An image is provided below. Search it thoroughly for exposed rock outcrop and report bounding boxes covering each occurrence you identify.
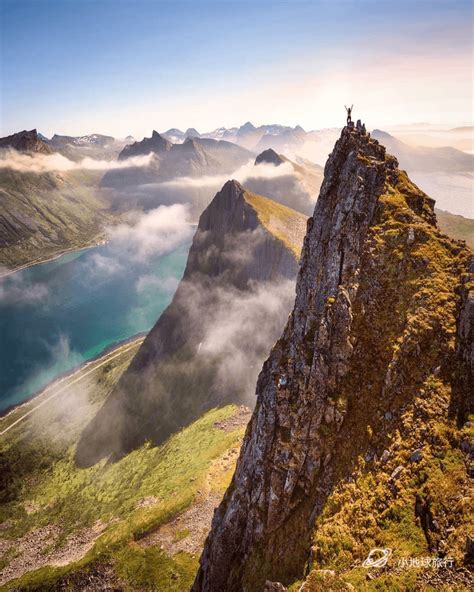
[0,129,52,154]
[193,126,473,591]
[118,130,172,160]
[255,149,285,167]
[75,181,307,467]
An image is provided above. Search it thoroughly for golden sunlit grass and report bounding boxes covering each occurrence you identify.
[243,190,307,259]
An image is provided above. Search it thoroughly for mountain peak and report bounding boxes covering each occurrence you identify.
[222,178,244,192]
[164,127,184,135]
[239,121,257,133]
[118,130,172,160]
[185,127,201,138]
[75,180,304,466]
[0,129,53,154]
[193,125,471,590]
[255,148,284,166]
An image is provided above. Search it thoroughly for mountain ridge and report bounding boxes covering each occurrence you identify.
[75,180,307,466]
[0,129,52,154]
[193,125,473,590]
[372,128,473,173]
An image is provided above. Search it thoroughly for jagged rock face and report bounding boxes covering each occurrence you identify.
[118,130,172,160]
[0,129,52,154]
[75,181,306,467]
[193,127,473,591]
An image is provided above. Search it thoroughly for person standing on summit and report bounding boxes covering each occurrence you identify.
[345,104,353,124]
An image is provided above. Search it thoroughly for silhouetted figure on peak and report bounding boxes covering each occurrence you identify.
[345,104,353,125]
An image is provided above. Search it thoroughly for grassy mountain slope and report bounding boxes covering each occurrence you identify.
[435,209,474,249]
[0,167,110,270]
[0,340,248,590]
[243,190,308,258]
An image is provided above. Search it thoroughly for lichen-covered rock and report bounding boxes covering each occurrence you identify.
[193,126,473,591]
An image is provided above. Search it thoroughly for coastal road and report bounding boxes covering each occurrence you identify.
[0,337,144,437]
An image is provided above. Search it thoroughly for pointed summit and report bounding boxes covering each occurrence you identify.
[118,130,172,160]
[0,129,53,154]
[75,181,306,467]
[255,148,285,166]
[185,127,201,138]
[194,125,472,590]
[239,121,257,134]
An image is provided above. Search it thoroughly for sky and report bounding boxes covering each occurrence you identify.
[1,0,473,138]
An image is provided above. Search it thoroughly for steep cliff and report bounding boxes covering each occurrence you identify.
[75,181,307,467]
[194,126,473,591]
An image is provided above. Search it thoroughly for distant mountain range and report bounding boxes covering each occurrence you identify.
[0,130,112,268]
[101,131,253,188]
[161,121,309,153]
[47,133,132,161]
[372,129,473,173]
[0,124,472,269]
[7,124,471,175]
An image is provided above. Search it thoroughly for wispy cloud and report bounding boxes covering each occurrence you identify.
[160,160,296,189]
[135,274,180,295]
[107,203,194,262]
[0,150,154,173]
[0,267,49,304]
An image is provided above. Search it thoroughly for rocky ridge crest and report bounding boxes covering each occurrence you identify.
[193,125,473,591]
[0,129,53,154]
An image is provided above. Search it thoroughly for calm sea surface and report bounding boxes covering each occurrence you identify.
[0,240,190,412]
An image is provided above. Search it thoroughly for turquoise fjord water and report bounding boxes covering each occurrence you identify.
[0,241,190,413]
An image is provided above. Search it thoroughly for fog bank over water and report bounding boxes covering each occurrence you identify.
[0,238,190,412]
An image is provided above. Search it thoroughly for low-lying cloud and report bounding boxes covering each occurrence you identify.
[116,159,316,218]
[0,149,153,173]
[196,278,295,398]
[160,159,296,189]
[107,203,194,262]
[0,267,49,304]
[135,274,180,295]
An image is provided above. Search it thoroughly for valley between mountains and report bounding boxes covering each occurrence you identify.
[0,122,472,592]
